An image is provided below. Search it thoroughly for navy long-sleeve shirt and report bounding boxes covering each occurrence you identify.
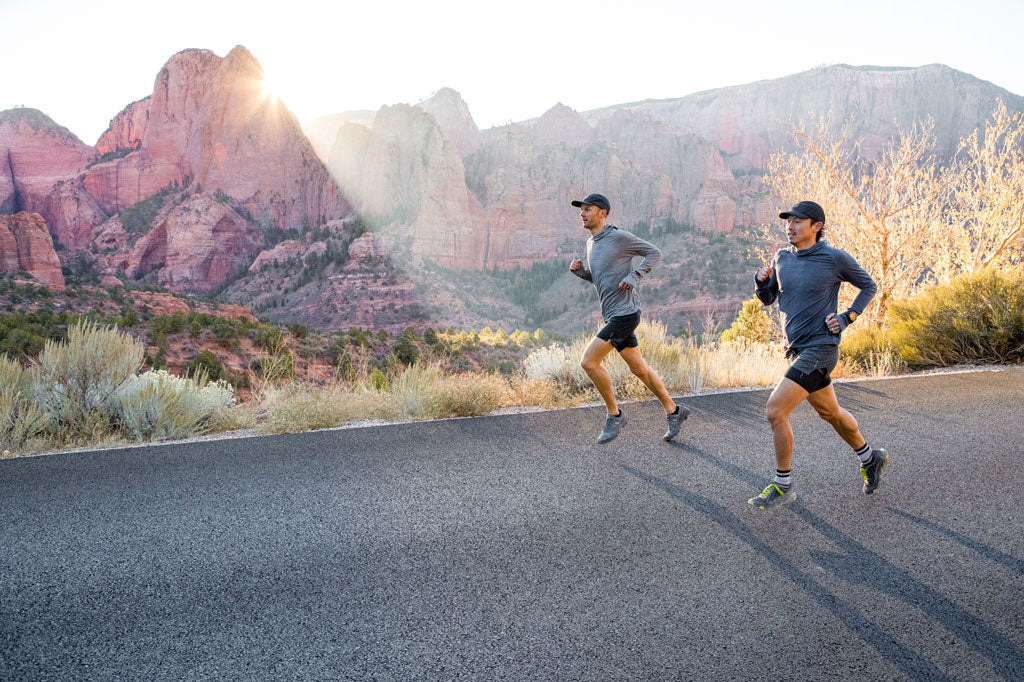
[755,240,876,350]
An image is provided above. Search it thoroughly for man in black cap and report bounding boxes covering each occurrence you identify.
[748,200,888,509]
[568,193,689,444]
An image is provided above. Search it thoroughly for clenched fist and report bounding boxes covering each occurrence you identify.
[756,265,774,283]
[570,259,583,272]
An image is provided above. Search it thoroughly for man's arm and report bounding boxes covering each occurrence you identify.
[833,249,877,330]
[619,232,662,288]
[569,259,592,281]
[754,257,779,306]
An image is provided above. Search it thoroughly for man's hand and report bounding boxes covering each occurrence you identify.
[756,265,774,283]
[570,259,583,272]
[825,312,843,334]
[618,280,633,292]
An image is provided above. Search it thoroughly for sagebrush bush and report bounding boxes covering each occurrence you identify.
[0,355,47,453]
[390,364,443,419]
[115,370,235,441]
[888,270,1024,366]
[34,321,144,436]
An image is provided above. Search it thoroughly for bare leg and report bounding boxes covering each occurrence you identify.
[806,385,867,449]
[618,346,677,413]
[765,378,810,471]
[580,337,618,415]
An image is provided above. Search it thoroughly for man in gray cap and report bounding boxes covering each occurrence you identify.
[749,200,888,509]
[569,193,689,444]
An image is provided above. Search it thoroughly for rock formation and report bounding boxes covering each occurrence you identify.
[0,109,104,249]
[0,212,64,289]
[86,46,351,232]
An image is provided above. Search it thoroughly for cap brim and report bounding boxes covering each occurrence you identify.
[779,210,812,220]
[571,200,584,207]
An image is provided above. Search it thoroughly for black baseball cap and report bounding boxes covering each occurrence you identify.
[780,200,825,224]
[571,193,611,215]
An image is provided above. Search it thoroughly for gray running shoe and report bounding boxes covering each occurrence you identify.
[748,483,797,509]
[597,411,627,444]
[663,405,691,441]
[861,448,890,494]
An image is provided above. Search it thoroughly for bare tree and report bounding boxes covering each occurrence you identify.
[931,100,1024,282]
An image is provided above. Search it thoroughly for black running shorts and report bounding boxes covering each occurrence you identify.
[784,344,839,394]
[597,311,641,352]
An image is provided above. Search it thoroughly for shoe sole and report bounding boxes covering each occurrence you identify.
[748,491,797,509]
[662,406,691,442]
[864,449,890,495]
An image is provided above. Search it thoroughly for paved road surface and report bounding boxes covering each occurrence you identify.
[2,369,1023,681]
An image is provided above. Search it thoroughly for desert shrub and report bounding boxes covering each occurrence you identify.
[187,350,225,382]
[428,373,510,417]
[0,355,47,453]
[839,324,906,376]
[390,363,443,418]
[393,335,419,366]
[368,368,389,392]
[254,325,284,351]
[34,321,144,435]
[115,369,234,441]
[888,270,1024,366]
[0,328,46,360]
[251,348,295,382]
[721,298,775,345]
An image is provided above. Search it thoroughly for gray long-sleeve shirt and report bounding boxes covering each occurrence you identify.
[571,225,661,321]
[755,240,877,349]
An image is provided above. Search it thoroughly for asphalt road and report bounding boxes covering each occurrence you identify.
[2,369,1023,681]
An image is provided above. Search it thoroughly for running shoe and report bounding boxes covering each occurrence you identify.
[861,448,889,494]
[597,411,627,444]
[748,483,797,509]
[663,405,691,442]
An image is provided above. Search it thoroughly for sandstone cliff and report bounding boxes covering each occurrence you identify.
[0,212,64,289]
[86,46,351,232]
[0,109,106,249]
[328,103,486,268]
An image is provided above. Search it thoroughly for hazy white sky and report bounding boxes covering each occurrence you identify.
[2,0,1022,145]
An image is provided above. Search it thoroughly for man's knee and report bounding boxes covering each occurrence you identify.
[580,356,599,373]
[765,401,788,426]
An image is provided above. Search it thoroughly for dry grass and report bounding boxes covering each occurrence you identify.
[257,382,390,435]
[702,340,790,388]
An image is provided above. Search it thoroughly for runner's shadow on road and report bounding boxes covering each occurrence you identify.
[888,507,1024,576]
[685,391,767,431]
[622,464,954,682]
[634,443,1024,681]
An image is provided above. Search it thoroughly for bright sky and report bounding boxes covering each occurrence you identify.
[2,0,1022,145]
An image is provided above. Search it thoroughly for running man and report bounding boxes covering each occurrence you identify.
[749,200,888,509]
[568,193,689,444]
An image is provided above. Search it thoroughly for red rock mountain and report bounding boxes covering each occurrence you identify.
[1,46,355,294]
[90,46,349,232]
[324,65,1024,275]
[0,212,64,289]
